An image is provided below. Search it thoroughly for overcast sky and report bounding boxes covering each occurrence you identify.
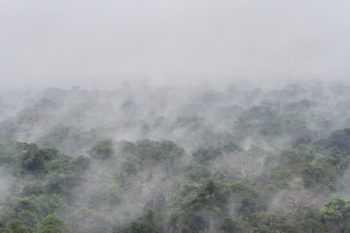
[0,0,349,88]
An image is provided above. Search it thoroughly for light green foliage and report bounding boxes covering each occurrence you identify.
[3,195,65,228]
[38,214,69,233]
[318,196,350,222]
[4,220,32,233]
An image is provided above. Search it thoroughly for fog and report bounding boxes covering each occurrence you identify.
[1,0,350,88]
[1,1,350,233]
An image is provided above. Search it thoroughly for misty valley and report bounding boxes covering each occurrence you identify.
[1,81,350,233]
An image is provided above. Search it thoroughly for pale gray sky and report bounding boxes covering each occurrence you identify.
[0,0,349,88]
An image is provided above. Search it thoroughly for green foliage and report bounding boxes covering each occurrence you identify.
[71,208,113,233]
[71,156,90,171]
[134,140,184,162]
[3,195,65,228]
[6,84,350,233]
[345,222,350,233]
[192,148,222,164]
[186,164,211,181]
[320,128,350,154]
[210,140,241,154]
[88,140,114,160]
[5,220,32,233]
[235,106,283,137]
[118,140,184,166]
[20,145,57,173]
[1,122,350,233]
[318,196,350,222]
[89,184,121,208]
[295,219,326,233]
[301,162,336,190]
[117,220,158,233]
[45,173,81,195]
[38,214,69,233]
[272,162,336,190]
[220,218,241,233]
[280,146,315,164]
[170,180,260,233]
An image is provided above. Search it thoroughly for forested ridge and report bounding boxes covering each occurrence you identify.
[1,81,350,233]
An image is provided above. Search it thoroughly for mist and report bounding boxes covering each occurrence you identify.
[1,1,350,233]
[1,0,350,88]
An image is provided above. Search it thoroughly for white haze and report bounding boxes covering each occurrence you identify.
[0,0,350,88]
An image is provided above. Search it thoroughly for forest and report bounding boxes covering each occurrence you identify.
[1,81,350,233]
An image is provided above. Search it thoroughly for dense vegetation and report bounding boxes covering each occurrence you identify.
[1,81,350,232]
